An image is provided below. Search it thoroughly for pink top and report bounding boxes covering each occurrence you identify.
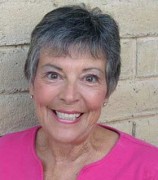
[0,125,158,180]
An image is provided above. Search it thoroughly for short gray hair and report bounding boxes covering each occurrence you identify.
[24,4,121,97]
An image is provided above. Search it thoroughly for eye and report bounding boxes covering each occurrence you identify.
[85,74,99,83]
[46,72,61,80]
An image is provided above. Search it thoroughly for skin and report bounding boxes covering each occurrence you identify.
[30,49,119,180]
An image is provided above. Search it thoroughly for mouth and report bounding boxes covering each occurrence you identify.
[52,110,83,123]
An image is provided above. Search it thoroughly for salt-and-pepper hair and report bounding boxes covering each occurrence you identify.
[24,4,121,97]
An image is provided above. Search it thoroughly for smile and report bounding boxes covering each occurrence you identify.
[53,110,82,123]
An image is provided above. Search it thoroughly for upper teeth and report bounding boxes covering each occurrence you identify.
[56,111,80,121]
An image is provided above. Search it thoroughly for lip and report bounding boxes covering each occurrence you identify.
[51,109,83,124]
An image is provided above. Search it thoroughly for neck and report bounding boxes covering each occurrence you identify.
[36,127,97,163]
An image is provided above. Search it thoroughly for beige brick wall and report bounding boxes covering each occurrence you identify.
[0,0,158,146]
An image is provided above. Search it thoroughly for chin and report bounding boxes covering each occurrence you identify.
[42,123,91,145]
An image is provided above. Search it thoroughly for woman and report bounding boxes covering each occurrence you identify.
[0,4,158,180]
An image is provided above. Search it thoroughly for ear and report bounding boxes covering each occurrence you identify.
[103,96,109,107]
[29,83,34,96]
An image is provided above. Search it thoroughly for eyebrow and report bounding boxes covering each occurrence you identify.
[83,68,105,75]
[41,64,63,71]
[41,64,104,74]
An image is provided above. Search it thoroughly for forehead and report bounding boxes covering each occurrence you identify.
[38,47,106,68]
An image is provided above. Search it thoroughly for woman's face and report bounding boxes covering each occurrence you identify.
[30,50,108,143]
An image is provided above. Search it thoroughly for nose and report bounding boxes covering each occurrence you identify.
[59,81,80,105]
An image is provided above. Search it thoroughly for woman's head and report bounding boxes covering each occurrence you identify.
[24,4,121,97]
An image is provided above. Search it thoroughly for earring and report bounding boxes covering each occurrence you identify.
[103,102,106,106]
[30,95,33,99]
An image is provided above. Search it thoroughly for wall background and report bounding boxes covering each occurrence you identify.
[0,0,158,146]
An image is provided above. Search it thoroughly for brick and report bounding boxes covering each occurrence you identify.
[132,115,158,146]
[100,115,158,146]
[100,79,158,122]
[103,120,133,135]
[0,46,29,93]
[120,39,136,79]
[100,0,158,37]
[0,93,37,135]
[137,38,158,77]
[0,1,56,45]
[1,1,158,45]
[0,0,158,146]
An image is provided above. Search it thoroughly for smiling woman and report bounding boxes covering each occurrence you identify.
[30,52,107,144]
[0,3,158,180]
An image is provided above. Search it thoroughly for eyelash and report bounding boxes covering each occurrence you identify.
[45,72,61,80]
[84,74,99,83]
[44,72,100,84]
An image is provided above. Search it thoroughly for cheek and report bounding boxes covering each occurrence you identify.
[34,87,46,104]
[84,89,107,110]
[33,82,54,106]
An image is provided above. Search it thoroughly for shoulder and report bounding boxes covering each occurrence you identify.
[114,126,158,160]
[103,124,158,153]
[115,127,158,169]
[100,124,158,164]
[99,125,158,177]
[0,126,39,153]
[120,131,158,155]
[119,132,158,177]
[0,126,41,179]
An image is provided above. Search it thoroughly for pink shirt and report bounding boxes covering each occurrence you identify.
[0,125,158,180]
